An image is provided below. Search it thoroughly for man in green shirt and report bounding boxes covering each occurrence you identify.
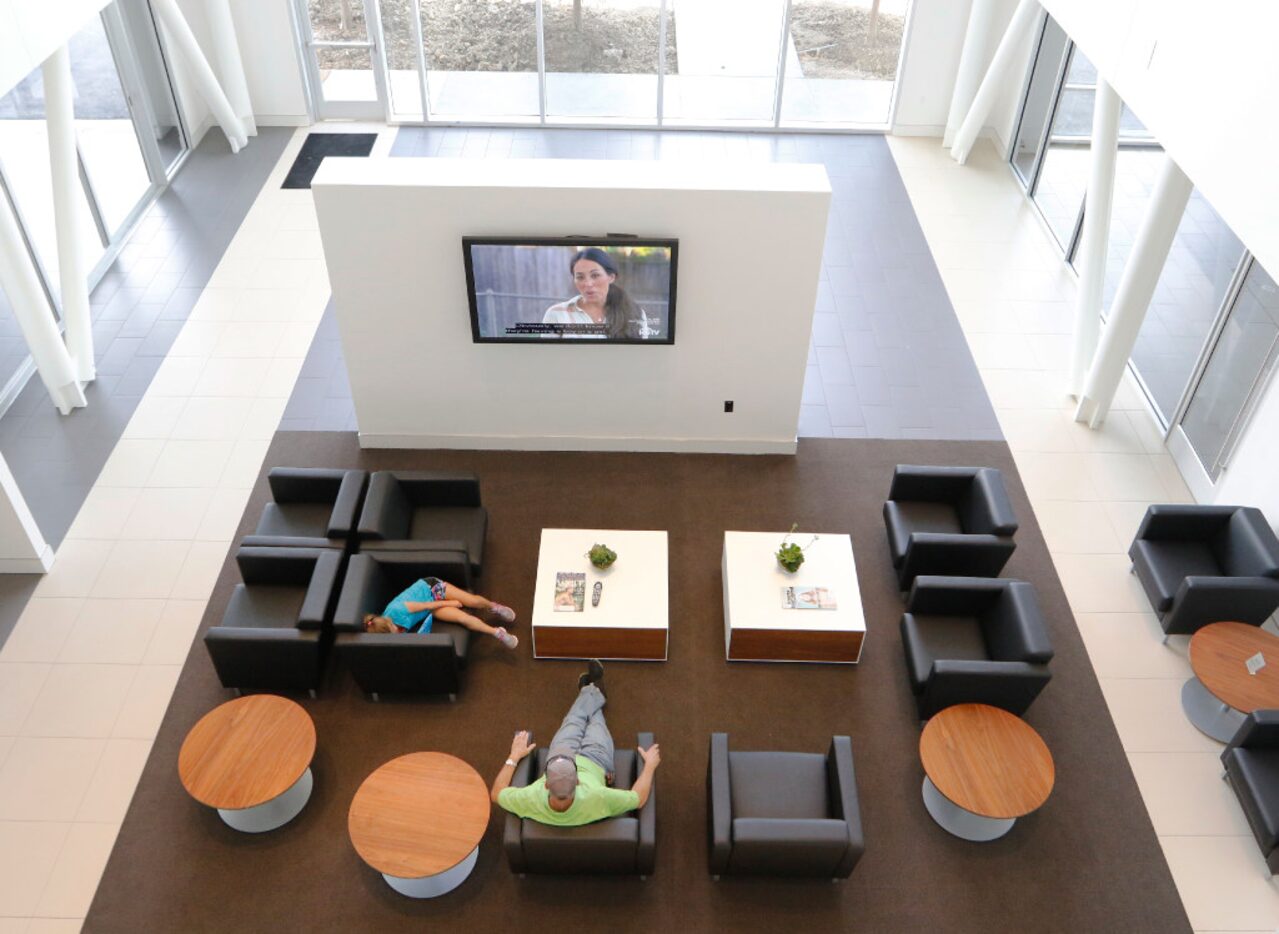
[491,660,660,826]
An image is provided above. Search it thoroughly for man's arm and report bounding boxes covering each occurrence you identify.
[630,743,661,808]
[490,730,536,805]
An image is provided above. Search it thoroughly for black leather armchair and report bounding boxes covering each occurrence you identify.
[242,468,368,549]
[1129,505,1279,636]
[707,732,863,880]
[1222,710,1279,874]
[203,547,343,693]
[900,576,1053,719]
[504,731,656,877]
[332,550,473,699]
[883,465,1018,589]
[356,471,487,577]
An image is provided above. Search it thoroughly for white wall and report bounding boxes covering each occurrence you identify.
[313,157,831,454]
[229,0,309,125]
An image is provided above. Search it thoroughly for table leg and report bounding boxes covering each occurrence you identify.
[922,776,1016,842]
[218,767,313,833]
[1180,676,1245,743]
[383,845,479,898]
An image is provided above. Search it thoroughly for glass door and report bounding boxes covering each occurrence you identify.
[297,0,389,119]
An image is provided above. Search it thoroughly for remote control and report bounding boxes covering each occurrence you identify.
[592,581,603,607]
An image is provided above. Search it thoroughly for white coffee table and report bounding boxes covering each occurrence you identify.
[531,529,669,661]
[722,531,865,663]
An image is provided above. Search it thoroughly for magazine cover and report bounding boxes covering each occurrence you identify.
[781,586,837,610]
[554,572,587,612]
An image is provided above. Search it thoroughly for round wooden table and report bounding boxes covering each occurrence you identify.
[178,695,316,833]
[919,703,1055,842]
[348,752,490,898]
[1184,622,1279,742]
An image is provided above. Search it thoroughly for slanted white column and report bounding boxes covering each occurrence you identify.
[150,0,249,152]
[1075,155,1193,428]
[204,0,257,137]
[0,196,86,415]
[944,0,998,148]
[42,45,95,385]
[950,0,1040,164]
[1067,79,1121,397]
[0,453,53,573]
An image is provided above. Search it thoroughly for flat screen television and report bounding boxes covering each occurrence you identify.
[464,237,678,344]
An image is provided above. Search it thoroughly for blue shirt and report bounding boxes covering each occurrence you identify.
[382,579,436,633]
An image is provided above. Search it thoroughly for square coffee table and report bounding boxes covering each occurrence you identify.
[722,531,865,663]
[531,529,669,661]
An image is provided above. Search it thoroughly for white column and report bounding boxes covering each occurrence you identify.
[950,0,1040,165]
[1067,79,1121,397]
[204,0,257,137]
[1075,155,1193,428]
[42,45,95,385]
[0,197,86,415]
[150,0,249,153]
[0,453,53,573]
[944,0,998,149]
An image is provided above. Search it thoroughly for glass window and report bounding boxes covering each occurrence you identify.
[421,0,540,121]
[117,0,186,173]
[1010,16,1068,186]
[379,0,424,119]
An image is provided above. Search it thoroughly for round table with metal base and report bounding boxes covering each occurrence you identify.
[1182,676,1247,743]
[218,767,314,833]
[921,776,1016,842]
[382,845,479,899]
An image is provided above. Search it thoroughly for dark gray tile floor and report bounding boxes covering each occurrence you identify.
[0,127,292,649]
[285,127,1000,441]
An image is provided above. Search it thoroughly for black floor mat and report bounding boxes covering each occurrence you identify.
[281,132,377,189]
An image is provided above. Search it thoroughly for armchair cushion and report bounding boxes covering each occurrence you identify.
[220,586,305,631]
[728,752,829,820]
[243,468,368,547]
[901,614,988,692]
[1131,540,1221,612]
[357,471,487,575]
[884,501,962,566]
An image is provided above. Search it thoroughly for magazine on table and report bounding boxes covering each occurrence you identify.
[781,586,837,610]
[554,572,586,612]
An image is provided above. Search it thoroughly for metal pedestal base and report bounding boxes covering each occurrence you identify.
[922,776,1015,842]
[383,845,478,898]
[218,767,313,833]
[1181,676,1245,743]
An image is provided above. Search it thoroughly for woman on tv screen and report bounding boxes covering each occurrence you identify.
[542,247,658,340]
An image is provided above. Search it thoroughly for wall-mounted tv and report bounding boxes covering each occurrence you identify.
[464,237,678,344]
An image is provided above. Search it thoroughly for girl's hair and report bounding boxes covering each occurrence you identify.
[364,614,398,634]
[570,248,643,339]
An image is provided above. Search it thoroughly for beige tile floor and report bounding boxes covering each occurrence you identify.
[889,135,1279,933]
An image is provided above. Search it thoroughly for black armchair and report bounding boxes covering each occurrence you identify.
[356,471,487,577]
[707,732,863,879]
[504,731,656,877]
[332,550,474,699]
[202,546,343,693]
[1222,711,1279,873]
[1129,505,1279,636]
[242,468,368,549]
[883,465,1018,589]
[900,576,1053,719]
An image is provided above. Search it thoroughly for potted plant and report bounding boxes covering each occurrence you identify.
[587,543,617,569]
[776,524,817,574]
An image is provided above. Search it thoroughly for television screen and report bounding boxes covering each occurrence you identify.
[464,237,677,344]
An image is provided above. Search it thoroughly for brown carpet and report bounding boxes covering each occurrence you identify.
[85,435,1190,933]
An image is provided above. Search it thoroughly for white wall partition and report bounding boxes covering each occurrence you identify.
[312,157,830,454]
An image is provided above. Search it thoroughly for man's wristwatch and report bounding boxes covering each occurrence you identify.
[505,758,518,768]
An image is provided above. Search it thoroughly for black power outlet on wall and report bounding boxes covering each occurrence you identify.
[724,401,734,413]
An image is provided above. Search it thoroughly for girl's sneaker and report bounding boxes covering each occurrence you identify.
[489,603,516,625]
[494,627,519,650]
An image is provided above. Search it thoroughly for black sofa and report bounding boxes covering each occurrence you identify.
[900,576,1053,719]
[242,467,368,549]
[504,731,657,877]
[707,732,864,879]
[356,471,487,577]
[202,546,343,693]
[1129,505,1279,637]
[332,549,474,699]
[1222,710,1279,874]
[883,465,1018,589]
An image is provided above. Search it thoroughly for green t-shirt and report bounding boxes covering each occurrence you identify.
[498,755,640,826]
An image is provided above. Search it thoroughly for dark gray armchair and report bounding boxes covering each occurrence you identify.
[356,471,487,577]
[242,467,368,549]
[1222,711,1279,874]
[1129,505,1279,636]
[707,733,863,880]
[900,576,1053,719]
[883,465,1018,589]
[203,546,343,693]
[332,549,473,699]
[504,731,656,877]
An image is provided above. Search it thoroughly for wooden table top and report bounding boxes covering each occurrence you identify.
[1190,622,1279,713]
[178,695,315,810]
[348,752,490,879]
[919,704,1055,819]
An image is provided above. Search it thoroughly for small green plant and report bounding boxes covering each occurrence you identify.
[776,523,818,574]
[587,543,617,569]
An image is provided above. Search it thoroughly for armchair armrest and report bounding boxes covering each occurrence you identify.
[333,631,465,695]
[235,546,323,586]
[358,473,411,540]
[326,470,369,539]
[964,468,1018,536]
[636,731,656,875]
[825,736,864,878]
[984,580,1053,664]
[888,465,978,503]
[1225,711,1279,759]
[1167,576,1279,632]
[267,467,347,504]
[907,576,1006,615]
[708,733,732,874]
[1135,505,1236,542]
[370,550,474,593]
[923,659,1051,718]
[503,731,535,874]
[298,549,343,630]
[398,471,482,508]
[901,534,1016,579]
[333,554,382,631]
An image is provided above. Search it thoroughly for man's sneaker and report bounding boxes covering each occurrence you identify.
[489,603,516,625]
[577,658,605,691]
[493,627,519,650]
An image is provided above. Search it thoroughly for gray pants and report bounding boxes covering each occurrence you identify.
[548,684,614,774]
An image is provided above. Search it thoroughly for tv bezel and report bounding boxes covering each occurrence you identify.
[462,235,679,345]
